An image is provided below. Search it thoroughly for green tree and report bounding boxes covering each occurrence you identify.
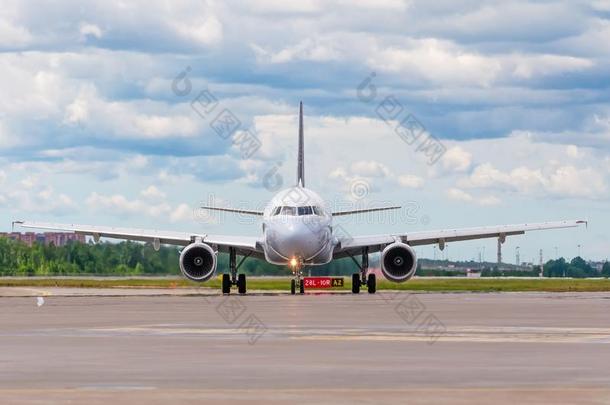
[543,258,568,277]
[602,262,610,278]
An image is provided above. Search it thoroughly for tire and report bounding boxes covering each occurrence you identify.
[367,273,376,294]
[237,274,247,295]
[352,273,360,294]
[291,279,296,295]
[300,281,305,294]
[222,274,231,295]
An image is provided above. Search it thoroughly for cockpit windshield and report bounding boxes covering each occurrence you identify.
[272,206,323,216]
[297,206,313,216]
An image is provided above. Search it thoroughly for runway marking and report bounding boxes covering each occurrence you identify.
[85,327,244,335]
[2,387,610,394]
[1,287,54,297]
[76,325,610,344]
[75,385,156,391]
[291,326,610,343]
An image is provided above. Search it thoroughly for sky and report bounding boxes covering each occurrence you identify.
[0,0,608,262]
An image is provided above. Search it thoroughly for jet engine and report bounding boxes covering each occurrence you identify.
[179,242,217,282]
[381,242,417,282]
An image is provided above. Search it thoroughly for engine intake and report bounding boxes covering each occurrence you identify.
[381,242,417,282]
[179,242,217,282]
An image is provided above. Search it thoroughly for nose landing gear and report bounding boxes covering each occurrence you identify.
[289,258,305,295]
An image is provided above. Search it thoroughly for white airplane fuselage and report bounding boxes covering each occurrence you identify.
[262,186,334,266]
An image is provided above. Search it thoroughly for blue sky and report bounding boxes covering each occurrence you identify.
[0,0,608,262]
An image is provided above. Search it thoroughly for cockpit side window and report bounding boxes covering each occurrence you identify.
[272,206,282,216]
[313,206,324,216]
[280,206,296,216]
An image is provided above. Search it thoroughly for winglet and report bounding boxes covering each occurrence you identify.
[297,101,305,188]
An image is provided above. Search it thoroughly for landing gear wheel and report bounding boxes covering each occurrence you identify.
[352,273,361,294]
[222,274,231,295]
[300,281,305,294]
[367,273,376,294]
[291,279,296,295]
[237,274,247,294]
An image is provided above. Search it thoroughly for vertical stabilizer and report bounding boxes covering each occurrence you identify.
[297,101,305,187]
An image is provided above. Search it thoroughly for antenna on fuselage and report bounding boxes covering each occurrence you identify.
[297,101,305,188]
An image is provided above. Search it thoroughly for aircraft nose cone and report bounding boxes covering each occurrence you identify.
[267,221,328,260]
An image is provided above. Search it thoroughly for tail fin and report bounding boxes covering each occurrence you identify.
[297,101,305,187]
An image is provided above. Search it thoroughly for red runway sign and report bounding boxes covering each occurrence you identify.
[303,277,344,289]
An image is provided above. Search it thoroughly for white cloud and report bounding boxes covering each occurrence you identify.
[169,15,223,47]
[173,204,218,224]
[87,192,172,218]
[0,18,31,47]
[336,0,408,10]
[442,146,472,173]
[252,38,342,64]
[79,22,103,41]
[566,145,581,158]
[446,187,500,206]
[350,160,391,178]
[479,195,501,206]
[509,54,593,79]
[592,0,610,11]
[170,203,195,223]
[368,38,502,86]
[20,175,38,189]
[447,187,473,202]
[63,85,93,125]
[140,185,166,201]
[460,162,607,199]
[329,157,425,196]
[368,39,593,86]
[86,191,204,223]
[397,174,424,188]
[0,185,76,215]
[240,0,322,15]
[61,85,202,139]
[546,166,607,198]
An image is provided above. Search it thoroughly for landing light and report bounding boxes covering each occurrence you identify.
[290,258,298,267]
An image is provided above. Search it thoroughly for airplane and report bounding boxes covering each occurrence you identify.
[14,103,587,295]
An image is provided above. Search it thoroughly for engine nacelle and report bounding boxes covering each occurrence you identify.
[179,242,217,282]
[381,242,417,282]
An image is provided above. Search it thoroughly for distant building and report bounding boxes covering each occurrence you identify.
[466,268,481,278]
[0,232,85,247]
[589,261,604,272]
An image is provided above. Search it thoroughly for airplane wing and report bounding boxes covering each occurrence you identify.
[334,220,587,257]
[200,206,264,216]
[332,206,401,216]
[13,221,264,257]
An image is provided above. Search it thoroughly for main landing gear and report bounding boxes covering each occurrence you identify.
[290,259,305,295]
[348,247,376,294]
[222,248,251,295]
